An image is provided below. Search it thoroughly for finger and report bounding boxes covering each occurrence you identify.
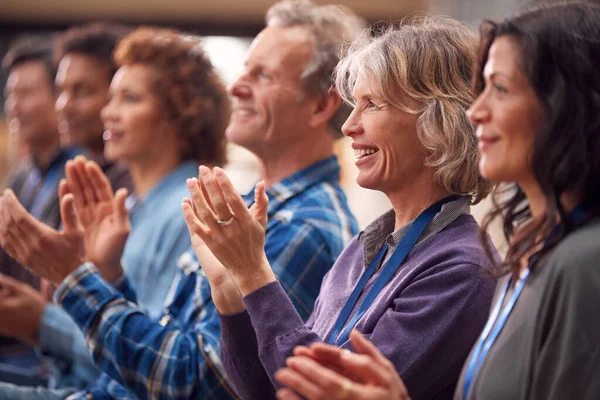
[338,348,395,387]
[113,188,130,224]
[249,180,269,227]
[293,345,313,357]
[65,159,86,211]
[186,178,219,231]
[276,388,303,400]
[212,167,250,221]
[86,161,114,201]
[286,356,361,399]
[73,156,97,205]
[182,198,210,239]
[199,166,233,221]
[0,273,26,293]
[58,179,71,199]
[350,330,393,369]
[275,367,324,400]
[60,193,82,234]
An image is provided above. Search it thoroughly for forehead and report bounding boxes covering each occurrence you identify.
[7,61,50,88]
[56,53,112,85]
[110,63,157,91]
[247,25,314,69]
[484,36,523,78]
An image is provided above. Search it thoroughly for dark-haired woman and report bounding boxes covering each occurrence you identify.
[273,3,600,400]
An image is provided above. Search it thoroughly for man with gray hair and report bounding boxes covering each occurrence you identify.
[0,1,364,398]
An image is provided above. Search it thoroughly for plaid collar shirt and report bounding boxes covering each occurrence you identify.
[54,156,358,399]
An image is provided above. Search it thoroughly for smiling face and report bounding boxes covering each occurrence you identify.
[468,36,544,185]
[4,61,58,145]
[101,63,178,164]
[225,25,317,155]
[55,53,112,151]
[342,75,427,193]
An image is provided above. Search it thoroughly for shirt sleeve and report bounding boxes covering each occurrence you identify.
[38,304,100,388]
[53,263,238,400]
[219,221,338,399]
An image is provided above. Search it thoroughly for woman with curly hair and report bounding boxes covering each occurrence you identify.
[99,27,229,315]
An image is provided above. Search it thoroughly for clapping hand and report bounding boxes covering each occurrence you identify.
[275,330,412,400]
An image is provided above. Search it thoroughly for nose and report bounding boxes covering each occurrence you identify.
[55,91,71,114]
[466,94,491,126]
[100,98,117,126]
[341,106,362,138]
[4,96,17,117]
[228,72,251,99]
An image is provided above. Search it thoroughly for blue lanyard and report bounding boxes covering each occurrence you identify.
[327,195,457,346]
[462,269,530,400]
[462,205,588,399]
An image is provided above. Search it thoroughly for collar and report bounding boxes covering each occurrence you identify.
[125,160,198,211]
[242,156,341,216]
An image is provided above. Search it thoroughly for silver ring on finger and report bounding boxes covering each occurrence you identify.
[216,217,234,227]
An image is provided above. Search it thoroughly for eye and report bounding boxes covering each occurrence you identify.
[123,93,140,102]
[366,99,380,109]
[259,70,271,80]
[493,83,508,94]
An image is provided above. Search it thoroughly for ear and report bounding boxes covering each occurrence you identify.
[308,87,342,129]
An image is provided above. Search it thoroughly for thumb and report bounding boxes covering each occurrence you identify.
[114,188,130,227]
[0,273,26,296]
[250,181,269,228]
[60,193,82,234]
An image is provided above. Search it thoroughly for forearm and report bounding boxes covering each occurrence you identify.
[237,281,323,391]
[55,264,234,399]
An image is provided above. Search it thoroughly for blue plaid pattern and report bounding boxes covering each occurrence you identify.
[54,156,358,399]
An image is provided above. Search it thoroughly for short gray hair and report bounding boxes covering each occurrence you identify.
[266,0,365,136]
[335,16,493,203]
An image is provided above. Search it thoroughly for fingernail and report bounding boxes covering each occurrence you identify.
[199,165,209,175]
[214,167,223,176]
[341,349,352,360]
[186,179,194,188]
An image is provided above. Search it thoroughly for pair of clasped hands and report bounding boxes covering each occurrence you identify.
[0,156,410,400]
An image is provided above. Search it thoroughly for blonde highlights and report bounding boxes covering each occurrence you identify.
[335,16,492,203]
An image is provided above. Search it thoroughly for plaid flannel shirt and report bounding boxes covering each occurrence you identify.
[54,156,358,399]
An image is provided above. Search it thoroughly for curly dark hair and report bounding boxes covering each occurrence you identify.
[474,2,600,278]
[2,35,56,81]
[54,22,133,80]
[114,27,229,166]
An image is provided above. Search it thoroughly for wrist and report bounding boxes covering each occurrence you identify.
[232,264,277,297]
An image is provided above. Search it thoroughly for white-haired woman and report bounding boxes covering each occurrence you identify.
[184,16,499,400]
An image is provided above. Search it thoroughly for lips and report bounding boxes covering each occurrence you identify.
[103,129,124,141]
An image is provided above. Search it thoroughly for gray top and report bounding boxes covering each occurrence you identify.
[455,217,600,400]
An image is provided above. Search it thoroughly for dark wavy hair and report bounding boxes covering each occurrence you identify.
[474,2,600,278]
[54,22,133,79]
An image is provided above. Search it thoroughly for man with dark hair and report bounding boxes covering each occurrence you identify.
[0,24,134,394]
[53,22,132,191]
[0,36,72,387]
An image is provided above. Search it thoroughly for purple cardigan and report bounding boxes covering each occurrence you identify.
[220,214,498,400]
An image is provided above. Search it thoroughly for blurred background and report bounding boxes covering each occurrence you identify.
[0,0,536,248]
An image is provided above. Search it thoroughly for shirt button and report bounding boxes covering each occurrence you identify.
[159,314,171,326]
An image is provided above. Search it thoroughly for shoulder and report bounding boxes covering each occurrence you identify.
[542,217,600,286]
[271,181,358,250]
[414,214,498,273]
